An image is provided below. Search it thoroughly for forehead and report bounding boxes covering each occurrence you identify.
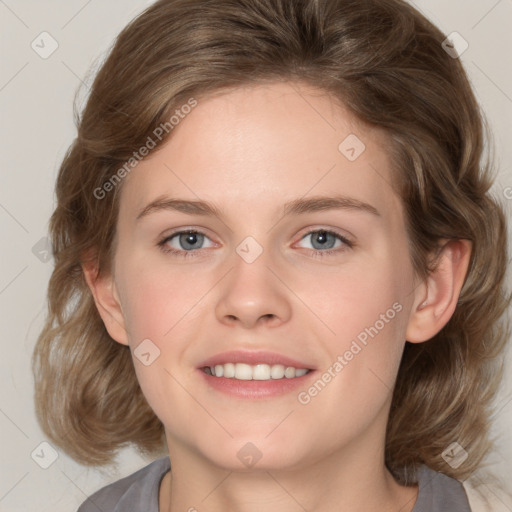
[119,82,402,222]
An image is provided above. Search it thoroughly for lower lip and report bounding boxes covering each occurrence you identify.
[198,369,316,399]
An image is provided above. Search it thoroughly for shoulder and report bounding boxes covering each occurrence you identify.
[413,465,472,512]
[463,474,512,512]
[76,457,171,512]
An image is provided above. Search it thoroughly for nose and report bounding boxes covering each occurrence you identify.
[214,248,292,329]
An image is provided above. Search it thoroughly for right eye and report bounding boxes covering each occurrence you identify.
[158,230,215,257]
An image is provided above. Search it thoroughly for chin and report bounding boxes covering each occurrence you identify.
[199,438,309,473]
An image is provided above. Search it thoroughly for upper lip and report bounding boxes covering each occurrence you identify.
[198,350,315,370]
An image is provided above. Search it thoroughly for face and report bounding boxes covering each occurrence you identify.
[109,82,418,471]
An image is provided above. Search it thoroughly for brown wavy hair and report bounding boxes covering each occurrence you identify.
[32,0,510,484]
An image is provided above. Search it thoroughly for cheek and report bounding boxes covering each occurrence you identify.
[114,257,215,397]
[298,253,411,394]
[290,269,408,441]
[114,261,207,426]
[300,257,408,341]
[116,258,208,343]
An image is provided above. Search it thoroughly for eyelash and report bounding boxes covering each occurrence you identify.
[157,228,353,259]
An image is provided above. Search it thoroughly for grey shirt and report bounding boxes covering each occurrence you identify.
[77,457,472,511]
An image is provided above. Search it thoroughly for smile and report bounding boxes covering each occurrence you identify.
[203,363,311,380]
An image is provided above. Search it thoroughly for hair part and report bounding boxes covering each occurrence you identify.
[33,0,510,483]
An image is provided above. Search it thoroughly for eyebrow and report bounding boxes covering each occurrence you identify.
[136,194,380,221]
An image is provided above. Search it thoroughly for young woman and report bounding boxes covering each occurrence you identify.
[32,0,510,510]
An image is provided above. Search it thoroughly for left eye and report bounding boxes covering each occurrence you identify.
[296,230,350,251]
[163,231,214,251]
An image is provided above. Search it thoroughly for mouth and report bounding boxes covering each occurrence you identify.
[197,350,315,398]
[202,363,311,380]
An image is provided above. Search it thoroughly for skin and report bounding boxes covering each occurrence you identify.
[84,81,471,512]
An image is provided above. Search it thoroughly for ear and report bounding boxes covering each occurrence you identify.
[82,258,129,346]
[406,239,472,343]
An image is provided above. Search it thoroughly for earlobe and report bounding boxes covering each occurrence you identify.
[82,258,129,346]
[406,239,472,343]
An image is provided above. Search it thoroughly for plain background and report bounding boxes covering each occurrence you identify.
[0,1,511,510]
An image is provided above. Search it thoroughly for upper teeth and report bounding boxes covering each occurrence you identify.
[205,363,310,380]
